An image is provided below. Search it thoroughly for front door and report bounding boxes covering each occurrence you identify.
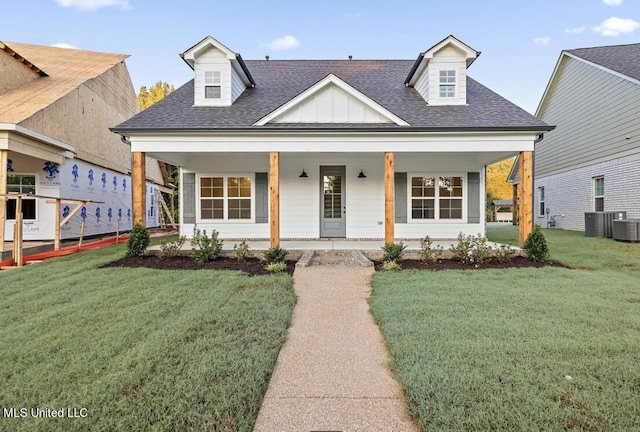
[320,166,346,238]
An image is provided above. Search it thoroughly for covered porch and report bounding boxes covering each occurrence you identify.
[128,133,534,247]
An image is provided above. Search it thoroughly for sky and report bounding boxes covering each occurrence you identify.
[3,0,639,114]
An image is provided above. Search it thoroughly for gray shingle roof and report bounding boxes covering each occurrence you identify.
[114,60,550,132]
[566,43,640,82]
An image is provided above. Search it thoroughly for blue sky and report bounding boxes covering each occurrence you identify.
[4,0,639,113]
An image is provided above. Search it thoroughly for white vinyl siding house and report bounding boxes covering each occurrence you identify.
[522,44,640,231]
[115,35,549,245]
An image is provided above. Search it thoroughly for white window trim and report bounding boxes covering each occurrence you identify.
[538,186,545,218]
[5,172,39,222]
[594,176,604,211]
[438,69,456,98]
[407,172,467,223]
[204,70,222,100]
[196,173,255,223]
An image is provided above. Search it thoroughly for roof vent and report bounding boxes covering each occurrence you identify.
[348,55,352,60]
[265,55,269,61]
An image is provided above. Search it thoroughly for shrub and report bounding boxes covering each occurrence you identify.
[449,233,474,264]
[381,242,406,263]
[494,243,516,263]
[419,235,443,264]
[190,228,223,264]
[159,236,186,258]
[233,241,251,261]
[524,224,549,262]
[126,223,150,257]
[381,260,402,272]
[449,233,492,266]
[266,261,287,273]
[263,245,288,264]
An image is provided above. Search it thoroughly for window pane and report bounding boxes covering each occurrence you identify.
[240,187,251,198]
[595,178,604,196]
[201,177,212,187]
[440,198,462,219]
[412,199,434,219]
[439,85,455,97]
[228,187,238,197]
[6,198,35,220]
[595,197,604,212]
[212,178,223,187]
[205,86,221,99]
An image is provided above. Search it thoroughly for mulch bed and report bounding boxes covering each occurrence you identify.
[373,256,568,271]
[102,256,296,276]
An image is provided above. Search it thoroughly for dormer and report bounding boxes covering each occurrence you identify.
[181,36,255,107]
[405,35,479,106]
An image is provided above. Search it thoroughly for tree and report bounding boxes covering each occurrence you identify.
[137,81,175,111]
[137,81,178,222]
[486,157,515,200]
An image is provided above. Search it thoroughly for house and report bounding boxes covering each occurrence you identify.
[113,35,551,247]
[508,43,640,231]
[0,41,165,249]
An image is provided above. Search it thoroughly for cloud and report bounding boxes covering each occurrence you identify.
[564,26,586,34]
[52,43,79,49]
[534,37,551,46]
[603,0,623,5]
[266,35,300,51]
[54,0,131,10]
[593,16,639,36]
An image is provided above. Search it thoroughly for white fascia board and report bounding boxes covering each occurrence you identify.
[0,122,75,156]
[181,36,237,68]
[253,74,410,126]
[129,132,537,153]
[424,36,478,63]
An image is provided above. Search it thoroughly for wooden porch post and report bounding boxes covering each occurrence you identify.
[132,151,146,226]
[269,152,280,248]
[0,149,7,251]
[518,151,533,247]
[512,184,519,226]
[384,152,395,244]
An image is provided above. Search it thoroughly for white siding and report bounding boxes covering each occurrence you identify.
[415,67,429,103]
[231,66,245,103]
[534,152,640,231]
[536,56,640,177]
[427,46,467,106]
[179,152,486,240]
[272,84,392,123]
[193,47,232,107]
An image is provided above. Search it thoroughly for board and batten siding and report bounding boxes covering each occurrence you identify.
[272,84,393,123]
[536,56,640,178]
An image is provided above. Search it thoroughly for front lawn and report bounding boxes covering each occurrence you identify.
[0,243,295,432]
[371,226,640,430]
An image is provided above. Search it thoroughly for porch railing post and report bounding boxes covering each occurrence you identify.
[132,151,146,226]
[384,152,395,244]
[519,151,533,247]
[270,152,280,248]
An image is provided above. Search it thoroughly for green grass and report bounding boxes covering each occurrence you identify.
[371,226,640,431]
[0,242,295,432]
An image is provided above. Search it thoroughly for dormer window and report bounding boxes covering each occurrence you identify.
[205,71,221,99]
[439,70,456,98]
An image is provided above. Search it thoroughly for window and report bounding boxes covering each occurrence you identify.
[439,70,456,98]
[411,176,463,220]
[200,176,252,220]
[5,174,36,220]
[538,187,545,217]
[594,177,604,211]
[205,71,221,99]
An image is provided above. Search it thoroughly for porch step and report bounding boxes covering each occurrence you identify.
[298,250,373,267]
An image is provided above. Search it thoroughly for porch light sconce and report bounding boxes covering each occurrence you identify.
[357,170,367,179]
[299,169,308,178]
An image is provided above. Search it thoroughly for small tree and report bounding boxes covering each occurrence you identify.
[126,223,150,257]
[524,224,549,262]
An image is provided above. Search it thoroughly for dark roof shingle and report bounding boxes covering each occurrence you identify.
[115,59,549,132]
[566,43,640,82]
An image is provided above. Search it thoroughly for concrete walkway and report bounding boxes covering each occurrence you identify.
[253,265,418,432]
